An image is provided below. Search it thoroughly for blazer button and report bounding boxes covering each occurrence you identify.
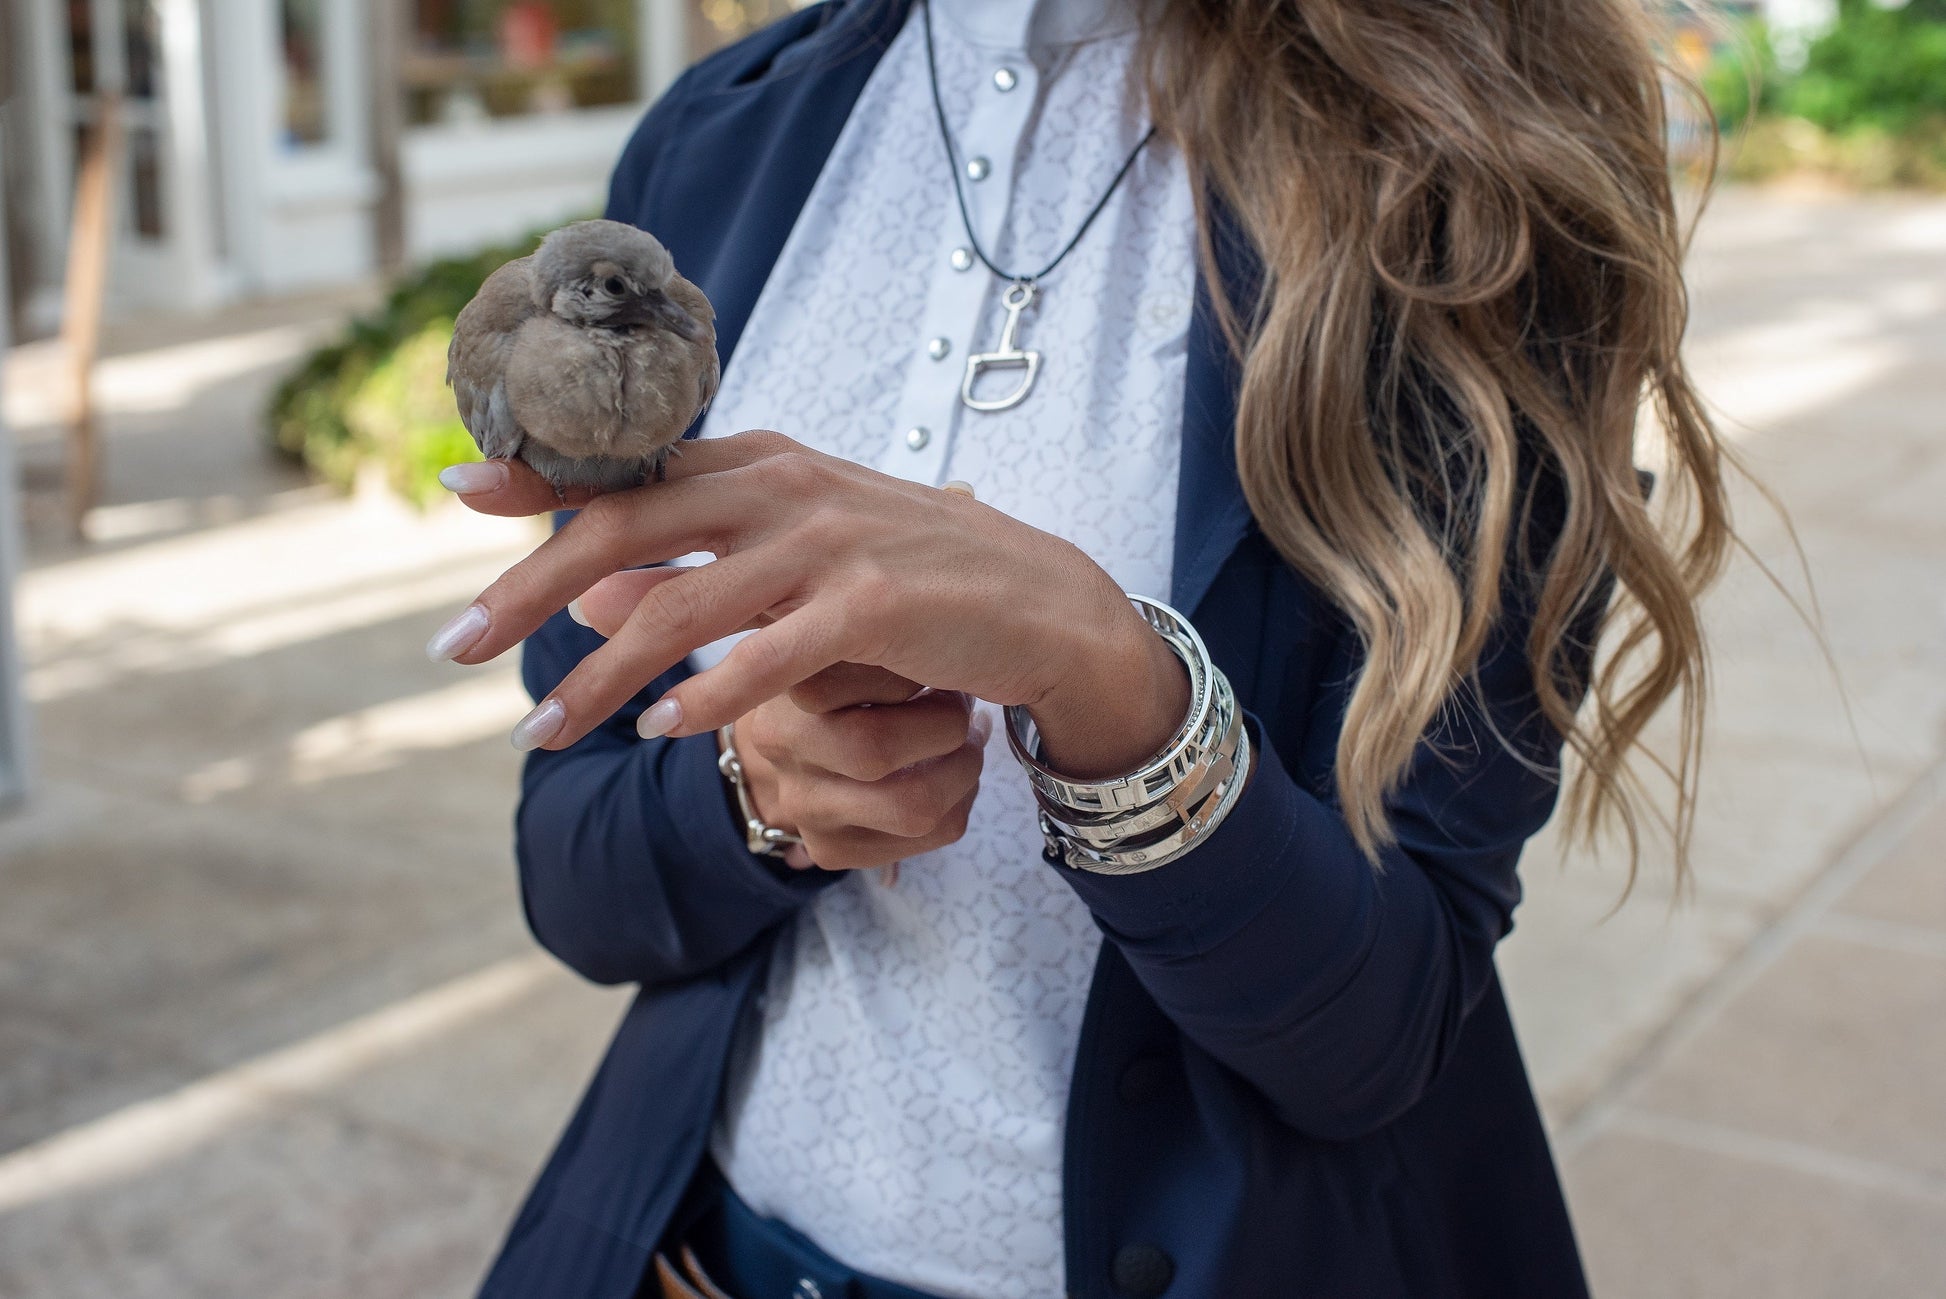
[1111,1244,1175,1297]
[1117,1055,1170,1106]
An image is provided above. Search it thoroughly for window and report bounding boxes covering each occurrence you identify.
[280,0,330,147]
[62,0,167,239]
[406,0,641,126]
[688,0,808,60]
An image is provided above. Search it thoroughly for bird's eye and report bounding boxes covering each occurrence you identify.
[603,276,627,296]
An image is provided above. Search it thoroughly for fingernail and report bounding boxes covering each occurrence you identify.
[637,697,682,739]
[970,710,994,746]
[425,604,489,662]
[567,598,591,628]
[438,461,507,493]
[511,699,566,751]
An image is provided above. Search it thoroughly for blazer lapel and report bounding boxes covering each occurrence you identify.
[646,0,916,369]
[1170,216,1258,618]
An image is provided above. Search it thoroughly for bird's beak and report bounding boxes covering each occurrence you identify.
[649,291,706,343]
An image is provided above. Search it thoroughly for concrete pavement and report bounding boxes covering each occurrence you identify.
[1505,189,1946,1296]
[2,188,1943,1297]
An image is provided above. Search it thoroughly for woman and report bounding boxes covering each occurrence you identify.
[432,1,1730,1295]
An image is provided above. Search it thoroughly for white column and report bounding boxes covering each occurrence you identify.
[0,119,33,810]
[644,0,691,100]
[157,0,223,305]
[89,0,126,92]
[17,0,73,328]
[209,0,277,293]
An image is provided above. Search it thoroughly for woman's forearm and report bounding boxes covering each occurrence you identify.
[1057,614,1567,1139]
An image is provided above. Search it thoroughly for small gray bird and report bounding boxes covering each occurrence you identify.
[447,219,720,491]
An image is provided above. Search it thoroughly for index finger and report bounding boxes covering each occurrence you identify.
[439,458,601,516]
[440,430,799,518]
[788,663,928,713]
[445,468,764,666]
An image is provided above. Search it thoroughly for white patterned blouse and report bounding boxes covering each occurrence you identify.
[676,2,1195,1295]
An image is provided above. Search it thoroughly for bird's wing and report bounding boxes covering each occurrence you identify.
[696,346,721,423]
[472,381,525,462]
[668,273,721,428]
[448,256,538,460]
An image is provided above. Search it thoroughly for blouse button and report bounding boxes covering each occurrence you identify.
[927,337,952,361]
[966,156,991,182]
[905,426,931,451]
[950,247,974,271]
[993,67,1018,92]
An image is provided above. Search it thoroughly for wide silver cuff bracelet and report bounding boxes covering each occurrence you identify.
[1006,595,1251,875]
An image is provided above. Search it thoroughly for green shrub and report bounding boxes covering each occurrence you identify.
[1700,16,1780,134]
[1784,2,1946,134]
[1697,3,1946,191]
[267,232,549,504]
[1725,112,1946,189]
[343,320,482,508]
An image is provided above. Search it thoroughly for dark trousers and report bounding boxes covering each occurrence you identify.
[650,1162,949,1299]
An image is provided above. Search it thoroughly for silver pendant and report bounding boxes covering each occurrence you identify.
[961,281,1041,412]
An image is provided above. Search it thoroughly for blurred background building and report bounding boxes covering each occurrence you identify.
[1,0,803,332]
[0,0,1859,338]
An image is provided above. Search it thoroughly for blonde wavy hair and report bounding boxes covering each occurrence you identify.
[1142,0,1735,883]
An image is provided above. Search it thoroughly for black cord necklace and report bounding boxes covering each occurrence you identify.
[921,0,1157,411]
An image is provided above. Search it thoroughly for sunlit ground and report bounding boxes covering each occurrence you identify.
[1,189,1943,1297]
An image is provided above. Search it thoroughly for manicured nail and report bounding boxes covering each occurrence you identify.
[425,604,489,662]
[637,697,682,739]
[969,710,994,746]
[438,461,507,494]
[567,598,591,628]
[511,699,566,752]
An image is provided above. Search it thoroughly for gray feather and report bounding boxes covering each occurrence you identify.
[447,219,718,491]
[474,381,524,461]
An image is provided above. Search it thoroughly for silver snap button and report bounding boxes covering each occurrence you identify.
[966,156,991,182]
[927,337,951,360]
[791,1281,825,1299]
[905,426,931,451]
[950,247,974,272]
[993,67,1018,92]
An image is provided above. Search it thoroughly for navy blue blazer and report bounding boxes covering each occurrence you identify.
[481,3,1592,1296]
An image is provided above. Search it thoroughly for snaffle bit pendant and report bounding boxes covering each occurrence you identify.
[961,281,1041,412]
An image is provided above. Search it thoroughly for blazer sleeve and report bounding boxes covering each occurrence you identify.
[1057,568,1593,1141]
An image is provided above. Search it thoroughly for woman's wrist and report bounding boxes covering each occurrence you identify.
[1028,601,1192,780]
[1013,593,1252,876]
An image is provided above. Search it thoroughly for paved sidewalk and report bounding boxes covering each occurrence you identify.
[1563,767,1946,1296]
[1501,189,1946,1296]
[1,189,1942,1297]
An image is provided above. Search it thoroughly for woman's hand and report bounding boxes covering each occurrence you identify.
[739,672,989,874]
[430,431,1189,779]
[576,577,989,873]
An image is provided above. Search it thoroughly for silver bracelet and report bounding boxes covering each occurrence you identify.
[716,723,803,859]
[1006,595,1251,875]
